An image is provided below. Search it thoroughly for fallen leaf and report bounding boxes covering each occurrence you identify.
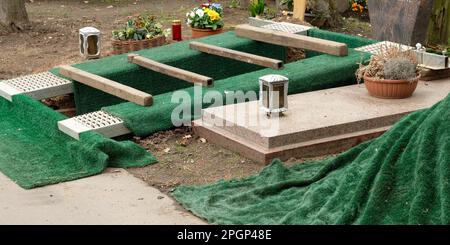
[176,138,189,147]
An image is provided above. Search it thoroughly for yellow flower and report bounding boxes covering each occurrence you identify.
[207,9,221,21]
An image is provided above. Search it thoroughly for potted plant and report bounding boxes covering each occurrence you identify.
[356,46,420,99]
[111,15,167,55]
[186,3,224,39]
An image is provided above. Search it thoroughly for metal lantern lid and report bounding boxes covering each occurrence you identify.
[79,27,101,35]
[259,74,289,83]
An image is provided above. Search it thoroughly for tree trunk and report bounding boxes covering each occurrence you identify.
[427,0,449,46]
[0,0,29,32]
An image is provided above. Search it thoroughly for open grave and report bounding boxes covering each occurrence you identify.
[0,19,447,189]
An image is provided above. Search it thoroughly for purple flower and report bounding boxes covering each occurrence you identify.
[211,3,222,9]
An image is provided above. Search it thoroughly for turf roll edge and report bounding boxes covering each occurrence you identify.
[172,94,450,224]
[0,95,157,189]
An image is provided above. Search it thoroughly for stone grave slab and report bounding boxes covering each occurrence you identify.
[193,78,450,164]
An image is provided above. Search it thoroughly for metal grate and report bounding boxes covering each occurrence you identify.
[73,111,124,130]
[58,110,130,140]
[261,22,311,34]
[355,41,413,55]
[3,72,71,92]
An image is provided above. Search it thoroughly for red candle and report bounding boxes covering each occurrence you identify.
[172,20,182,41]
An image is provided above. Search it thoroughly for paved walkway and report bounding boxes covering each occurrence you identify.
[0,169,205,225]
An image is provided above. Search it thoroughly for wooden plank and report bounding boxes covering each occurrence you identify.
[128,54,213,86]
[420,68,450,81]
[59,65,153,106]
[235,24,348,56]
[293,0,307,21]
[189,41,284,69]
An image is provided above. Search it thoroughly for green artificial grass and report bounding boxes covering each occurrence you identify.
[306,28,377,57]
[0,95,157,189]
[51,32,286,115]
[173,94,450,225]
[104,49,372,136]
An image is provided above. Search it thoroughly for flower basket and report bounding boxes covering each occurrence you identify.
[111,35,166,55]
[111,15,167,55]
[191,27,223,39]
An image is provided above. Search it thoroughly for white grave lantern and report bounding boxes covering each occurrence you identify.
[259,74,289,117]
[79,27,101,59]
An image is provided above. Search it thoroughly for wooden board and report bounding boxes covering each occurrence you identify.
[59,65,153,106]
[368,0,434,45]
[189,41,284,69]
[128,54,213,87]
[235,24,348,56]
[420,68,450,81]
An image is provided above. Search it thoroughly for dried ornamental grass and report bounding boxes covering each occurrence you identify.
[356,45,419,83]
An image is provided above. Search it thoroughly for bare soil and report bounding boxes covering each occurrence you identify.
[0,0,252,80]
[128,127,327,193]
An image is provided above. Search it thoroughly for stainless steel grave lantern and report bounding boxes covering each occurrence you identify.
[259,74,289,117]
[79,27,101,59]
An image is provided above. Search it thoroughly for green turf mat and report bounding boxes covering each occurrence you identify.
[104,49,372,136]
[306,28,376,58]
[51,32,286,115]
[172,94,450,224]
[308,28,376,48]
[0,95,157,189]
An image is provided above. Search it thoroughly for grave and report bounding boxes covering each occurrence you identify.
[193,78,450,164]
[0,22,388,188]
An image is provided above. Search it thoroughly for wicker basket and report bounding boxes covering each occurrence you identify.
[111,35,166,55]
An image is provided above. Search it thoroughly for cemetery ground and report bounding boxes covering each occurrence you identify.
[0,0,368,195]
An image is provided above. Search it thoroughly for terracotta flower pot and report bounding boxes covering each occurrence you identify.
[191,27,223,39]
[363,75,419,99]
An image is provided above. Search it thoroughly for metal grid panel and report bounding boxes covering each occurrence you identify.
[2,72,71,92]
[261,22,310,34]
[355,41,413,55]
[73,111,124,130]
